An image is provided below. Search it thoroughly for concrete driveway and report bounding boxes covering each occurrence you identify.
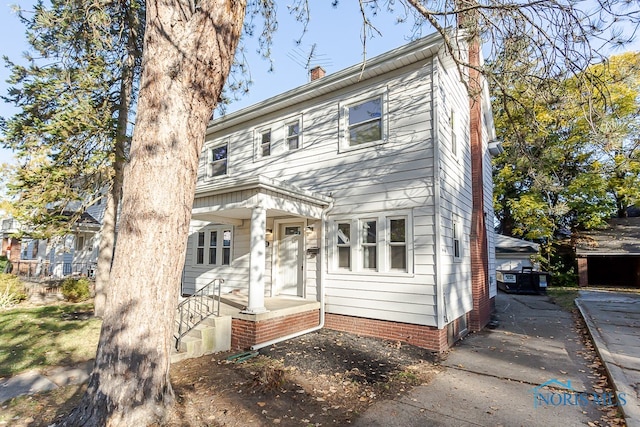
[577,290,640,427]
[354,291,625,427]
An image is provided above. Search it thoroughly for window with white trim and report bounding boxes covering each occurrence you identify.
[348,98,382,145]
[339,89,388,151]
[361,219,377,270]
[286,119,301,150]
[450,109,457,156]
[260,129,271,157]
[20,239,38,260]
[195,227,233,265]
[331,212,411,274]
[208,143,228,177]
[453,217,461,260]
[75,235,85,251]
[337,222,351,270]
[388,217,407,271]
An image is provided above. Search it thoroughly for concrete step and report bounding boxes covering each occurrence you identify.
[171,315,232,364]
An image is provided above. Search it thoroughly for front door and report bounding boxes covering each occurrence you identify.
[276,223,304,297]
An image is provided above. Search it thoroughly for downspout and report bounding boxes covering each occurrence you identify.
[250,200,334,351]
[433,55,447,330]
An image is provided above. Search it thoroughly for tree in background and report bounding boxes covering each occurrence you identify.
[1,0,144,316]
[492,51,640,271]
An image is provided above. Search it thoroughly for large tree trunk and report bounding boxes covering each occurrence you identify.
[61,1,246,425]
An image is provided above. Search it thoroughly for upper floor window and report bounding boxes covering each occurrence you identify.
[339,88,388,152]
[75,235,86,251]
[286,120,301,150]
[21,239,39,260]
[260,129,271,157]
[450,109,458,156]
[195,227,233,266]
[349,97,382,145]
[208,143,228,177]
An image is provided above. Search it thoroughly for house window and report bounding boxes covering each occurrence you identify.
[361,220,377,270]
[453,217,461,260]
[260,129,271,157]
[339,89,388,152]
[348,97,382,145]
[389,218,407,271]
[208,144,228,177]
[331,212,411,274]
[195,227,233,265]
[450,109,457,155]
[222,229,231,265]
[20,239,38,260]
[75,236,85,251]
[208,231,217,265]
[196,232,205,264]
[286,120,301,150]
[337,222,351,270]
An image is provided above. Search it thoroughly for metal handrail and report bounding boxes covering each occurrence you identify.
[174,278,224,351]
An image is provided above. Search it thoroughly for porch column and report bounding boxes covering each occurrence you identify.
[245,205,268,314]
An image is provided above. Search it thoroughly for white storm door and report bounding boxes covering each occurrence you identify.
[276,223,304,296]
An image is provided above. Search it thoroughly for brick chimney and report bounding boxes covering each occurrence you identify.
[310,66,326,81]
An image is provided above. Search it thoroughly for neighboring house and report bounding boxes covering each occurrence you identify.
[181,32,498,352]
[495,234,540,271]
[575,217,640,287]
[0,210,102,279]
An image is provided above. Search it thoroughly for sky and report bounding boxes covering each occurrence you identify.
[0,1,415,166]
[0,2,638,167]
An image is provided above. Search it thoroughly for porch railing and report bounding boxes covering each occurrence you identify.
[174,278,224,351]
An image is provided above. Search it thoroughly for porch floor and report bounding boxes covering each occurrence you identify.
[218,293,321,322]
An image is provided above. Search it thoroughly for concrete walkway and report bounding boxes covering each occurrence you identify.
[354,292,626,427]
[577,290,640,427]
[0,360,93,403]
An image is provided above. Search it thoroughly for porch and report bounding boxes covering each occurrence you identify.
[218,293,322,350]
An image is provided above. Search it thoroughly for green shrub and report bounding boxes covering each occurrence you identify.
[61,277,91,302]
[0,255,7,272]
[0,273,28,309]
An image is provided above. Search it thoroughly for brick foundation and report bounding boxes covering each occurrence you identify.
[325,313,449,352]
[232,309,320,350]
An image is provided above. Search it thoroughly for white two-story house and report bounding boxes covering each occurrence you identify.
[181,31,498,352]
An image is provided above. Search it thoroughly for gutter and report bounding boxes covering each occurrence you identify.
[250,200,334,351]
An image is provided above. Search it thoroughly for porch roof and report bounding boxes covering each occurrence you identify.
[192,176,333,223]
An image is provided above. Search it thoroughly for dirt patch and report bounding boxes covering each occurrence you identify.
[164,330,441,426]
[1,329,441,427]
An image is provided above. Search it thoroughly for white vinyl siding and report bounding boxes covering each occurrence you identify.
[191,48,495,329]
[435,54,474,322]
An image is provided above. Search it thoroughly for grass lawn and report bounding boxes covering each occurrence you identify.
[546,286,580,311]
[0,303,101,378]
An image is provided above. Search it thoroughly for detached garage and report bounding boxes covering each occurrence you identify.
[576,217,640,288]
